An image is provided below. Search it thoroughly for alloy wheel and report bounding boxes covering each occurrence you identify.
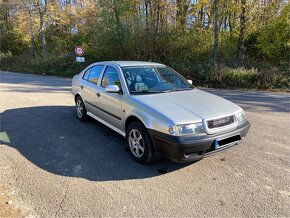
[128,129,145,158]
[76,99,83,118]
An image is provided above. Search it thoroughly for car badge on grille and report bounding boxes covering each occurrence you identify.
[207,116,235,129]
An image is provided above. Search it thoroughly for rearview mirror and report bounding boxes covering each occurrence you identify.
[105,85,120,93]
[187,79,193,85]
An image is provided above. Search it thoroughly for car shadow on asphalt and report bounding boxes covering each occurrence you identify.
[1,106,192,181]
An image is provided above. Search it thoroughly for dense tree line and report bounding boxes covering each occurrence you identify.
[0,0,289,88]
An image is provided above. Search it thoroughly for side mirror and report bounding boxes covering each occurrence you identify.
[187,79,193,85]
[105,85,120,93]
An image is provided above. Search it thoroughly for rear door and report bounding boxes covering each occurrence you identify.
[79,65,104,115]
[96,65,123,130]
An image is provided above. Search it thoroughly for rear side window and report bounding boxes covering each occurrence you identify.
[101,66,121,88]
[82,68,91,81]
[88,65,104,84]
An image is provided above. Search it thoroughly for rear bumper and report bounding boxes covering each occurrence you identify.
[148,121,251,163]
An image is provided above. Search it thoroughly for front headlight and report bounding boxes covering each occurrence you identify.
[168,123,205,136]
[236,111,246,123]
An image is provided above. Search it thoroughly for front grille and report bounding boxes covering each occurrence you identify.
[207,115,235,129]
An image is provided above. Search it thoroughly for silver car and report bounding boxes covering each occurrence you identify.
[72,61,251,163]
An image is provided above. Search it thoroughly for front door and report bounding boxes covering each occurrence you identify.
[96,66,123,130]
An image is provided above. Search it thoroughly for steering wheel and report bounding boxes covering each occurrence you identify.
[128,74,138,91]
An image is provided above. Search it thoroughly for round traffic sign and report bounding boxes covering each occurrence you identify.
[75,46,84,56]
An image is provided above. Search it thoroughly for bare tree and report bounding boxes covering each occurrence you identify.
[237,0,246,64]
[36,0,47,56]
[22,0,36,56]
[176,0,190,31]
[213,0,219,68]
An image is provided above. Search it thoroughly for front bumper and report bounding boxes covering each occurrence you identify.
[148,121,251,163]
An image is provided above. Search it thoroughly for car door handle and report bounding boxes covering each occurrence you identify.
[96,93,101,97]
[80,85,83,89]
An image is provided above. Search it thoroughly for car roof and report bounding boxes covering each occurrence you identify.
[93,61,165,67]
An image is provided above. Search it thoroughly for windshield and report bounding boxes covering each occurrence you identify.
[122,66,193,95]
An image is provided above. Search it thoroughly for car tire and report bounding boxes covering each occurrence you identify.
[126,121,155,164]
[75,96,89,121]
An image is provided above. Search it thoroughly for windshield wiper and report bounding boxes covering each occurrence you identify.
[131,90,162,95]
[171,87,194,92]
[131,87,193,95]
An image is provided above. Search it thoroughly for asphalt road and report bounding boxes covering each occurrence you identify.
[0,71,289,217]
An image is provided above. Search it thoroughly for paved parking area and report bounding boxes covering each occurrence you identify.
[0,71,289,217]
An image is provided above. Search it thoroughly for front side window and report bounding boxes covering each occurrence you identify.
[122,66,193,94]
[101,66,121,88]
[88,65,104,84]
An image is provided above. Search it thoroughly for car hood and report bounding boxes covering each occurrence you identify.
[132,89,242,124]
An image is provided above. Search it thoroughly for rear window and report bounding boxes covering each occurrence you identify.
[82,68,91,81]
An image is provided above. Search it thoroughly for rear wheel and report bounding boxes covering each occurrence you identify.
[126,121,155,164]
[75,96,88,121]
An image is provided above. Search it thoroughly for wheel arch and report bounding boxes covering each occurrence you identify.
[125,115,157,154]
[125,115,145,132]
[74,93,81,102]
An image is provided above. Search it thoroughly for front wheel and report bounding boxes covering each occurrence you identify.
[126,121,155,164]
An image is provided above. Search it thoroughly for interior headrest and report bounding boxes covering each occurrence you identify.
[136,75,142,82]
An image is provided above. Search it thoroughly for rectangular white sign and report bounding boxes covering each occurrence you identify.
[76,57,85,62]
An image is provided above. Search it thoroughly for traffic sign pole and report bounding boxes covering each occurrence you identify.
[75,46,85,63]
